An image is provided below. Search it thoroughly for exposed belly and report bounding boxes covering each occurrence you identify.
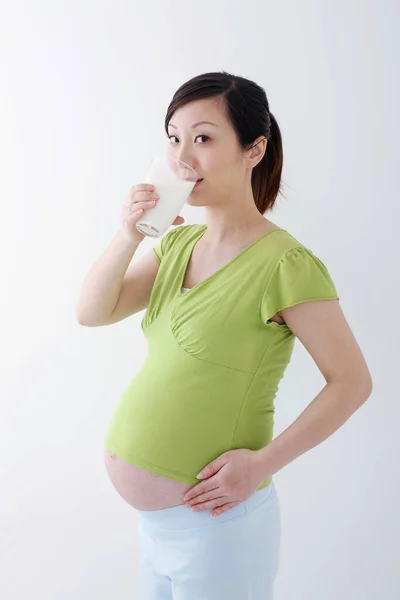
[104,448,194,510]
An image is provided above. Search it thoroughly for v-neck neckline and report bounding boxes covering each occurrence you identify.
[178,225,287,297]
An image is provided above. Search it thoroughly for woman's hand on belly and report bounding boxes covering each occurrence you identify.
[183,448,266,517]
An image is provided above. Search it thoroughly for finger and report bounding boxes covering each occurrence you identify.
[127,209,144,221]
[187,489,225,507]
[130,184,155,194]
[126,204,153,221]
[127,200,157,215]
[211,502,240,517]
[191,497,229,512]
[130,191,159,204]
[184,484,219,503]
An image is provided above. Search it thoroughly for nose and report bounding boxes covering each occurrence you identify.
[173,142,196,172]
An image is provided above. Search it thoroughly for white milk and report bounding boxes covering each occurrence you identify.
[136,180,195,237]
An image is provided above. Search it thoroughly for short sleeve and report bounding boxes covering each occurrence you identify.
[152,226,185,263]
[260,246,339,323]
[152,239,163,263]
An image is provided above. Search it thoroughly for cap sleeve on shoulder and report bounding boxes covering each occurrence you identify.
[260,246,339,323]
[152,226,183,263]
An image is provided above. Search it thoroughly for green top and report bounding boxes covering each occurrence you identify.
[105,224,339,490]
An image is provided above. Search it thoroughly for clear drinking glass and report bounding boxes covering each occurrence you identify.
[136,156,199,238]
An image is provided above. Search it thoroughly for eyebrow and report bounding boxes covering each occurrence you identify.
[168,120,219,130]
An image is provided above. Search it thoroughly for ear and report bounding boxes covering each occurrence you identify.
[245,136,267,168]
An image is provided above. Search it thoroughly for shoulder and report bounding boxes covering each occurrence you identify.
[164,223,206,249]
[269,228,307,255]
[152,223,205,261]
[268,229,333,272]
[260,230,339,323]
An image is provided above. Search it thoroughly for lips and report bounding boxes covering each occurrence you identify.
[194,179,203,187]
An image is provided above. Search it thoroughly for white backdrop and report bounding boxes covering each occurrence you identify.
[1,1,399,599]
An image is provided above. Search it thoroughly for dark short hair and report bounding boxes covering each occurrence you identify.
[165,71,284,214]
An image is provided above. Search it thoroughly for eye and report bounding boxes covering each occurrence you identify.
[167,135,210,144]
[195,135,210,143]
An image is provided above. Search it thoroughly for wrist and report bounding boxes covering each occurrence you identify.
[118,229,142,250]
[254,444,279,480]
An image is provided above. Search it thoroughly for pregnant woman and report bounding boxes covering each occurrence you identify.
[76,71,373,600]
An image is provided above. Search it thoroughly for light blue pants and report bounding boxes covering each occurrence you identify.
[135,481,281,600]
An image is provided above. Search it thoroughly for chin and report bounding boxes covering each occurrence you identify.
[186,193,205,206]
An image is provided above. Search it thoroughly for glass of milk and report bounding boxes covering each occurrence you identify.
[136,156,198,238]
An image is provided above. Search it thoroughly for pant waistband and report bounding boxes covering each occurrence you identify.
[135,481,275,532]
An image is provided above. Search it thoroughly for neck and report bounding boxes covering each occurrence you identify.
[202,186,271,246]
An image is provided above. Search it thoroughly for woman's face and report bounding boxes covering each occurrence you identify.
[166,97,248,206]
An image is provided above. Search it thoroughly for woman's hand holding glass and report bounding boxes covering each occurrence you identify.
[120,184,184,244]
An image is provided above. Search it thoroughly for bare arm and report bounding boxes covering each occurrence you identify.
[75,230,160,327]
[255,299,373,477]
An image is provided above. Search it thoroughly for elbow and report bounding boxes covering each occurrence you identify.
[349,371,373,406]
[75,310,109,327]
[76,316,102,328]
[75,307,96,327]
[76,315,90,327]
[77,318,92,327]
[357,362,373,401]
[75,306,86,326]
[363,372,373,401]
[329,370,373,408]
